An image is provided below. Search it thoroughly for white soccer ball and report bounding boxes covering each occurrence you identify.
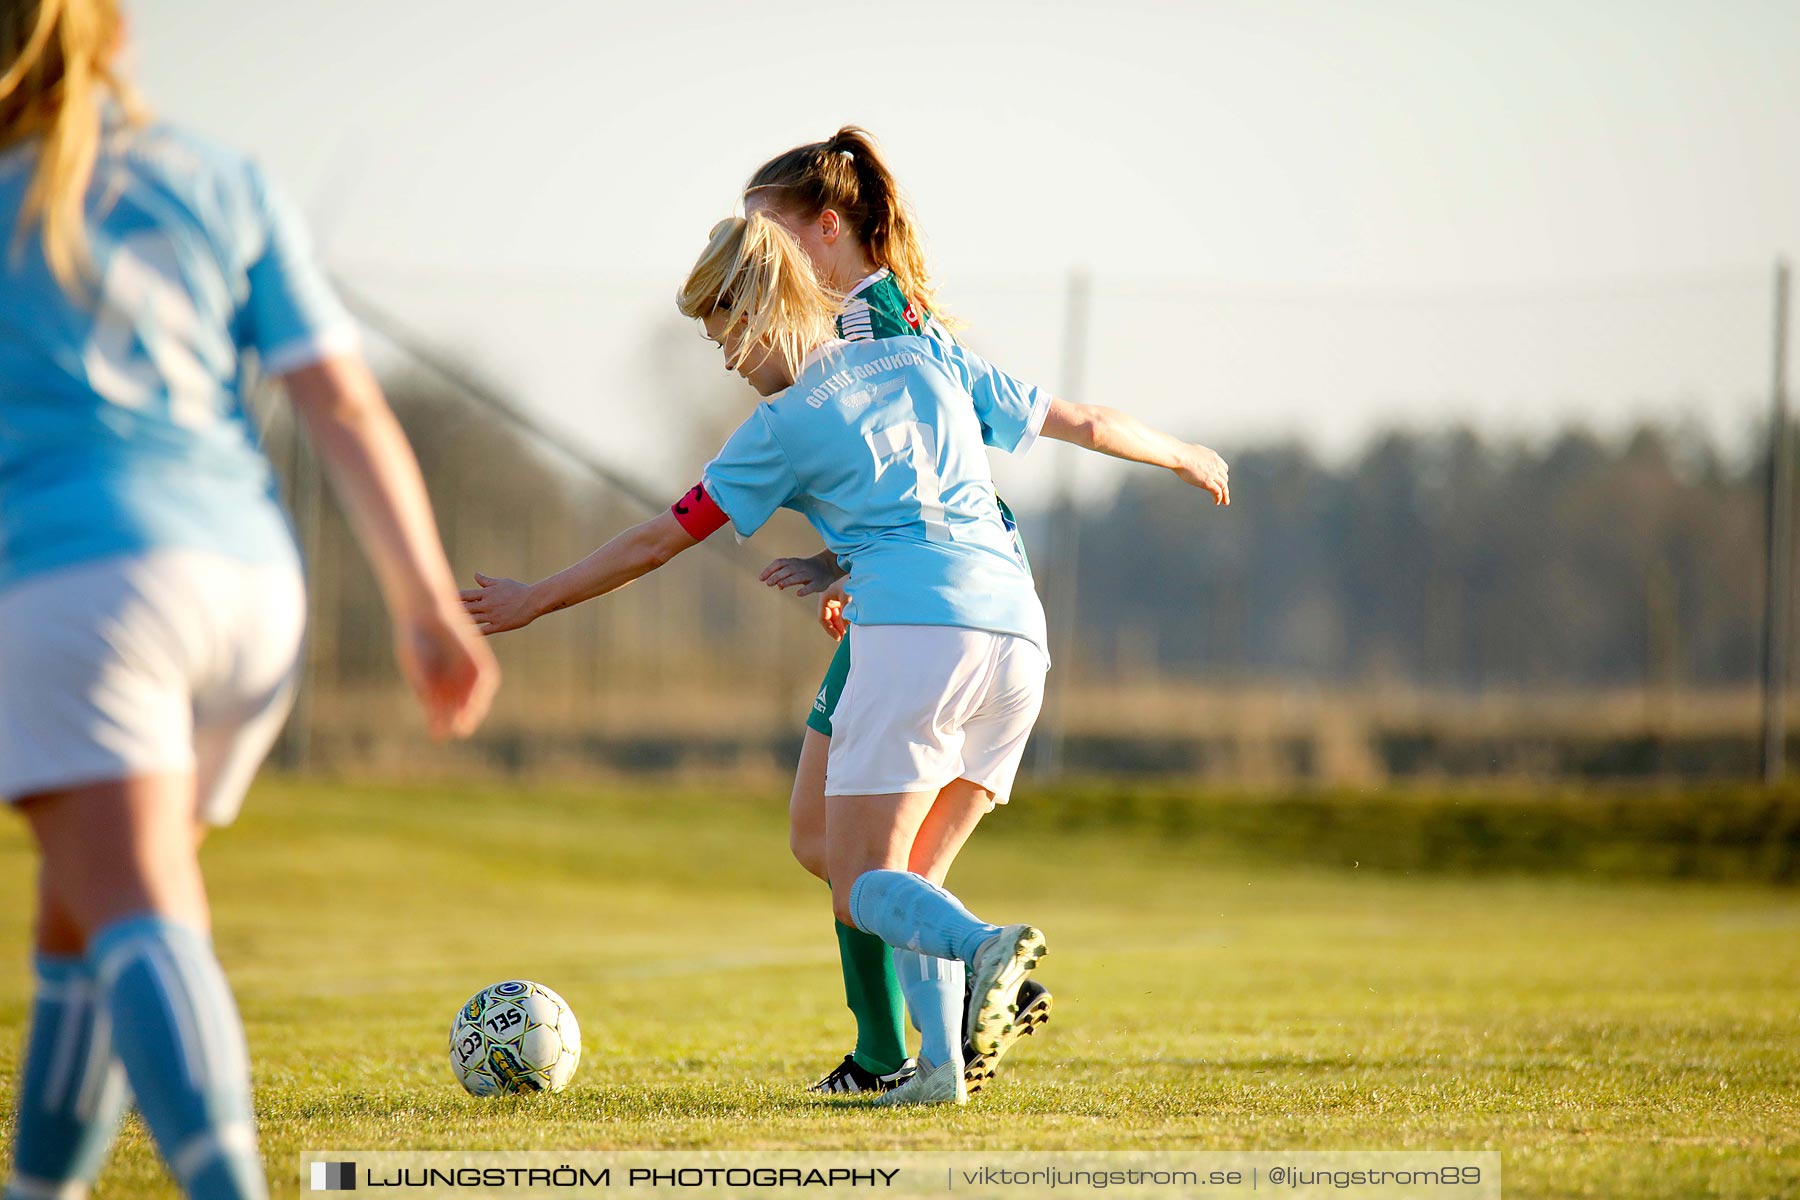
[448,980,581,1096]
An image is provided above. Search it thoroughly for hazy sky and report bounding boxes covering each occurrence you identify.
[133,0,1799,505]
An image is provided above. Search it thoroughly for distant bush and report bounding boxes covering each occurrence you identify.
[1003,781,1800,883]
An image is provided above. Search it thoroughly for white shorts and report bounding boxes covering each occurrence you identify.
[826,625,1047,804]
[0,549,306,825]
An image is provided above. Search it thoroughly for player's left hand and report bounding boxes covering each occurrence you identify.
[460,572,540,635]
[760,554,842,597]
[818,576,851,641]
[394,602,501,739]
[1175,444,1230,506]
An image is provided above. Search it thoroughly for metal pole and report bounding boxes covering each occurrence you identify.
[1762,259,1792,784]
[1033,268,1092,777]
[286,409,322,773]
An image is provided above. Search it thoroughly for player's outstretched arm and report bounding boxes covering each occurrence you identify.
[462,511,699,635]
[1041,399,1231,505]
[283,354,499,739]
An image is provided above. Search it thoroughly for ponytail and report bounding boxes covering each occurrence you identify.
[677,213,840,376]
[0,0,144,300]
[745,125,945,323]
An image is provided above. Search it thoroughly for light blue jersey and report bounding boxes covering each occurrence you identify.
[0,120,357,590]
[702,335,1051,655]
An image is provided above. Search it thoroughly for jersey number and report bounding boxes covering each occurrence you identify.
[82,232,221,429]
[868,410,952,544]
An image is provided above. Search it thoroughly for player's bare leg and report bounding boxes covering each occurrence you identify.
[905,779,1053,1094]
[788,729,830,881]
[829,788,1047,1106]
[16,777,266,1200]
[796,730,915,1093]
[825,789,963,1104]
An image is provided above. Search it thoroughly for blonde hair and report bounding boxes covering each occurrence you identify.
[0,0,144,298]
[744,126,946,324]
[677,213,840,375]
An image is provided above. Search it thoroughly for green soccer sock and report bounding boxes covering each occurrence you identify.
[834,919,909,1076]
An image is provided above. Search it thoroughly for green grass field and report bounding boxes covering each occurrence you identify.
[1,778,1796,1198]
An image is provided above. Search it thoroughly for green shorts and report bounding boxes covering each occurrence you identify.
[806,633,852,737]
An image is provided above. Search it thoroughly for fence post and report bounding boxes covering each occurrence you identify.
[1762,259,1793,784]
[1033,268,1092,777]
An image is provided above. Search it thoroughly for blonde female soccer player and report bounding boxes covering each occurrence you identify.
[0,3,499,1197]
[462,213,1226,1105]
[739,126,1229,1097]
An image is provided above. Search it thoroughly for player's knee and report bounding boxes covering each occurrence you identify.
[790,826,828,881]
[33,900,86,956]
[829,879,861,928]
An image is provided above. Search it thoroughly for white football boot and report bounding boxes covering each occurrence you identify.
[872,1055,968,1107]
[965,924,1048,1057]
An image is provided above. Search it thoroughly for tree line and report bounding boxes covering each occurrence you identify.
[1064,425,1770,689]
[265,366,1779,698]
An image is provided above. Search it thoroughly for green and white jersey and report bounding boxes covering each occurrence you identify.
[836,268,952,344]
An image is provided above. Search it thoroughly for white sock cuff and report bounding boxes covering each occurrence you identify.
[170,1122,260,1187]
[88,917,209,993]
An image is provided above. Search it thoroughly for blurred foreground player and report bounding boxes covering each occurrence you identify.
[0,3,498,1196]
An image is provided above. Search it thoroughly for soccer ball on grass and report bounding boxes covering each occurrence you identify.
[449,980,581,1095]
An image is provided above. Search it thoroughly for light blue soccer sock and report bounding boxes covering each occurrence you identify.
[88,917,267,1200]
[5,954,131,1200]
[892,949,965,1071]
[847,870,1003,965]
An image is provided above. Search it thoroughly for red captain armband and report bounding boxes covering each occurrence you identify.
[670,482,730,540]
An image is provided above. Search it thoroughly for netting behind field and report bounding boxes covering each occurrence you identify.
[257,362,828,778]
[264,262,1792,781]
